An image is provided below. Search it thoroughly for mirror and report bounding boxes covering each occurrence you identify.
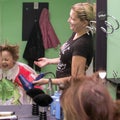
[0,0,97,105]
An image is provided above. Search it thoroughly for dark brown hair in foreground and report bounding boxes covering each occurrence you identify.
[60,73,120,120]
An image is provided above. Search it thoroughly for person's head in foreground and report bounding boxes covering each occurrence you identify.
[60,73,120,120]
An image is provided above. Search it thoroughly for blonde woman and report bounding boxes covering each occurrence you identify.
[33,2,96,87]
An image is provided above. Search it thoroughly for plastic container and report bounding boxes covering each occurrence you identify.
[50,91,61,116]
[55,98,61,120]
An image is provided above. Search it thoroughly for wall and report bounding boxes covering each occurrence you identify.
[107,0,120,78]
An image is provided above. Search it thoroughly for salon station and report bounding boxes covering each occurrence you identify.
[0,0,120,120]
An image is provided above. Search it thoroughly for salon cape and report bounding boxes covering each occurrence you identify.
[0,62,37,105]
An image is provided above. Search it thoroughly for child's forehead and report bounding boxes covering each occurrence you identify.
[2,50,13,56]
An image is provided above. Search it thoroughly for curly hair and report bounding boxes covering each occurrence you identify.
[1,44,19,61]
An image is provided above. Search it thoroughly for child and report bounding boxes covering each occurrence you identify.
[0,44,40,105]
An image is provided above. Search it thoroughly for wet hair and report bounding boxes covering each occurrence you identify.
[60,74,115,120]
[1,44,19,61]
[71,2,96,21]
[113,100,120,120]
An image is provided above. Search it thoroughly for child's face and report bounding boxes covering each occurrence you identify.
[1,50,15,71]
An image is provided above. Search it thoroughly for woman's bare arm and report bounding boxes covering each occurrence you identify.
[33,56,86,86]
[71,55,86,77]
[34,57,60,68]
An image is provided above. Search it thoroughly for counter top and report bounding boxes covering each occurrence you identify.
[0,105,56,120]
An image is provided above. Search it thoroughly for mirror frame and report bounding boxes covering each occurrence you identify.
[95,0,107,71]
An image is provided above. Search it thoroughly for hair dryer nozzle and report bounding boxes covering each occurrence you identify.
[18,74,34,91]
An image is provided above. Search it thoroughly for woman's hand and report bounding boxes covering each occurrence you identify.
[32,78,49,85]
[34,57,60,68]
[34,58,49,68]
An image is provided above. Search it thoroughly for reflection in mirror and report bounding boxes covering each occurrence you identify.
[0,44,43,105]
[0,0,96,106]
[85,0,96,74]
[87,0,95,3]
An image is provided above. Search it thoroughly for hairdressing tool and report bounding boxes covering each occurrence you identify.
[33,94,53,120]
[26,88,45,116]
